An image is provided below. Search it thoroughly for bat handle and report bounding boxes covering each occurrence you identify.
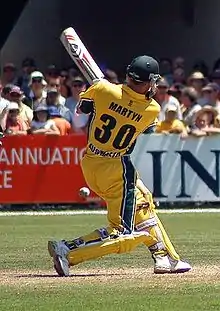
[92,78,103,85]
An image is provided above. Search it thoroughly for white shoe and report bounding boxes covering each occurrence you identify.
[48,241,70,277]
[154,255,171,274]
[170,259,192,274]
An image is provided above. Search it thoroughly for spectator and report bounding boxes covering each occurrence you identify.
[201,83,220,114]
[46,88,73,126]
[59,69,69,98]
[68,66,79,78]
[168,83,184,101]
[210,69,220,87]
[1,63,17,86]
[187,71,206,105]
[45,64,59,82]
[1,84,14,101]
[189,106,220,137]
[65,68,82,91]
[48,106,72,135]
[192,60,209,77]
[9,86,33,126]
[30,105,60,135]
[172,67,186,84]
[28,71,47,109]
[172,56,185,70]
[17,57,36,97]
[160,58,173,85]
[155,78,182,121]
[156,105,187,135]
[47,76,66,105]
[0,102,28,135]
[0,82,10,113]
[65,76,86,111]
[105,69,119,84]
[65,76,89,132]
[181,87,201,127]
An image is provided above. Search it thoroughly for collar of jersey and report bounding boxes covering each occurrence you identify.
[123,84,148,101]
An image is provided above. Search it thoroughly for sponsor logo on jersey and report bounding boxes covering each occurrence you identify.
[89,143,121,158]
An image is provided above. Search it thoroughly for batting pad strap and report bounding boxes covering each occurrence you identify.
[65,238,85,250]
[96,227,110,240]
[149,241,166,253]
[135,217,157,231]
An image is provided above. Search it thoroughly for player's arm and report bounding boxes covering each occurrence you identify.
[136,178,151,196]
[76,81,103,114]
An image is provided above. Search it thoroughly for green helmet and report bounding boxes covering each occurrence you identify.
[127,55,160,83]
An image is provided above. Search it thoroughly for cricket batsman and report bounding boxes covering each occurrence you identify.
[48,55,190,276]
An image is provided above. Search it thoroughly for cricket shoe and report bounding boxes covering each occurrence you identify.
[153,255,171,274]
[48,240,70,277]
[169,258,192,274]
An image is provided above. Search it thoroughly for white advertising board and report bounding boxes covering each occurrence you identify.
[131,134,220,202]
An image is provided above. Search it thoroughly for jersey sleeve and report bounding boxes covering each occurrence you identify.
[143,118,158,134]
[78,81,104,114]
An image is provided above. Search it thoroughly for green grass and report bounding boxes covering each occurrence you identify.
[0,213,220,311]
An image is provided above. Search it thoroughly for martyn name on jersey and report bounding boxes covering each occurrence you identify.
[108,102,142,122]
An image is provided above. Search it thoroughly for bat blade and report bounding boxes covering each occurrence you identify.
[60,27,104,85]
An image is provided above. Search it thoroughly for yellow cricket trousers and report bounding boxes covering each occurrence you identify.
[67,154,158,266]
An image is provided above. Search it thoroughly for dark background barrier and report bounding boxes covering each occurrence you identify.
[1,0,220,74]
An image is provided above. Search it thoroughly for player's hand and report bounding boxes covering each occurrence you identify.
[136,202,149,211]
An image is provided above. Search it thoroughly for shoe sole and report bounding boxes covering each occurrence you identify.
[48,241,67,277]
[154,267,171,274]
[154,267,192,274]
[171,267,192,274]
[154,270,171,274]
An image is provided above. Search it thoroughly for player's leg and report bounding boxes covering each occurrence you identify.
[135,189,180,259]
[154,213,180,261]
[48,156,158,276]
[66,156,158,263]
[154,213,191,272]
[135,188,191,273]
[135,201,171,273]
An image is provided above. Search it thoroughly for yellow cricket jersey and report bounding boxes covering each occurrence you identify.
[156,119,186,133]
[79,79,160,158]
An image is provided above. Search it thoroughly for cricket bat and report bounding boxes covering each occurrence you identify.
[60,27,104,85]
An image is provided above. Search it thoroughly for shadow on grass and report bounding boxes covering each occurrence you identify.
[15,272,122,278]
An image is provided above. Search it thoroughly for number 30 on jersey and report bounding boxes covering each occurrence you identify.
[94,114,136,150]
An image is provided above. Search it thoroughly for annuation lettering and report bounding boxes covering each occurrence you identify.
[0,147,86,165]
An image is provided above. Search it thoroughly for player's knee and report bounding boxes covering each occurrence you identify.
[94,227,147,254]
[117,232,150,253]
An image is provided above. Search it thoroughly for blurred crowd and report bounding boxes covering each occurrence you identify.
[153,56,220,138]
[0,58,90,136]
[1,56,220,138]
